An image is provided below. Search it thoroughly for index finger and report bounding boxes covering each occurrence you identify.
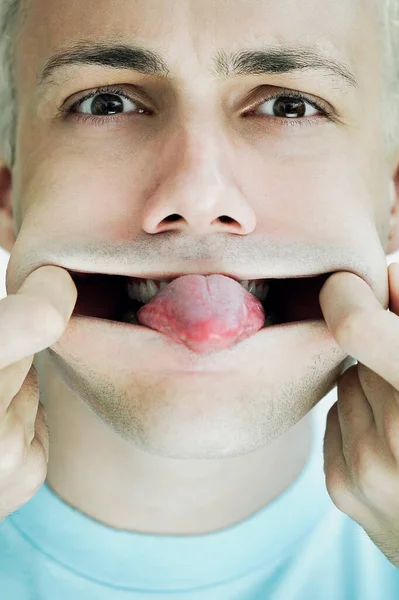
[0,266,77,370]
[319,271,399,389]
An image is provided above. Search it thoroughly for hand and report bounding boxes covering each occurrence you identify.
[319,263,399,567]
[0,266,77,521]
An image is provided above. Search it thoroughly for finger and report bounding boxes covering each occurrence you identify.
[320,272,399,391]
[334,366,399,514]
[336,365,376,463]
[15,265,77,325]
[0,266,77,371]
[0,355,34,417]
[323,402,370,521]
[323,402,350,497]
[356,364,399,459]
[319,272,384,333]
[0,366,40,447]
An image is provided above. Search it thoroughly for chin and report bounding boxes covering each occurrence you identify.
[45,343,345,460]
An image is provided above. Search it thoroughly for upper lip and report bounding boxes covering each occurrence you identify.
[67,269,329,284]
[7,264,375,304]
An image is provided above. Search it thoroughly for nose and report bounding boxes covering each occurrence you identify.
[141,126,256,236]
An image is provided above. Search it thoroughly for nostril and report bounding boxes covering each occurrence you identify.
[164,214,181,223]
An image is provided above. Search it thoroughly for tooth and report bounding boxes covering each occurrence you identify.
[247,281,257,295]
[128,278,270,306]
[139,281,149,303]
[146,279,159,300]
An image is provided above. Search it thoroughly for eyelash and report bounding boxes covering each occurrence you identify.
[60,85,332,127]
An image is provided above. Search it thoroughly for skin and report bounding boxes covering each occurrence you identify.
[0,0,399,535]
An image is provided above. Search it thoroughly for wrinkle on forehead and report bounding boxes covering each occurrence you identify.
[15,0,384,122]
[19,0,378,52]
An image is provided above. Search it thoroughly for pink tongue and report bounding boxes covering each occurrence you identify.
[137,274,266,353]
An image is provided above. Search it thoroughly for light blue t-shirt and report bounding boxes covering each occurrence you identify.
[0,391,398,600]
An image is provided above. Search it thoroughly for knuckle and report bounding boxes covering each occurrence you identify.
[325,467,354,511]
[358,467,392,506]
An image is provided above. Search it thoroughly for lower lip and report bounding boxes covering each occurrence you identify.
[70,314,322,340]
[60,314,332,375]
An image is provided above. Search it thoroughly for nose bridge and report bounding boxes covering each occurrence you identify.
[173,118,224,184]
[141,114,257,236]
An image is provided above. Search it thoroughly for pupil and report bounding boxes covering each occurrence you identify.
[92,94,123,116]
[274,97,306,118]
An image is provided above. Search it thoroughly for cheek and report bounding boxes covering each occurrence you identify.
[20,158,146,238]
[369,171,393,248]
[248,151,381,242]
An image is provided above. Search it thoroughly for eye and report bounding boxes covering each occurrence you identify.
[248,92,329,120]
[64,86,151,119]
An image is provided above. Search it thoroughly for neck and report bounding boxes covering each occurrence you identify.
[42,373,313,535]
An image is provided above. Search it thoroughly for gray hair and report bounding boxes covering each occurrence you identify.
[0,0,398,171]
[0,0,21,170]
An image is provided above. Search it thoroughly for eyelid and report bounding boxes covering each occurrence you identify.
[59,84,335,126]
[59,85,149,115]
[244,89,332,118]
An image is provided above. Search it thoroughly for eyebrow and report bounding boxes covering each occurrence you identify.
[38,40,357,90]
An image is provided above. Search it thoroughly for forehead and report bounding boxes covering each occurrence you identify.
[17,0,381,96]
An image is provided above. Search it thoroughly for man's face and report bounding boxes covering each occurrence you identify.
[4,0,395,458]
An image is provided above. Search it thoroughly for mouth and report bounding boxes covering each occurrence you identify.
[67,271,332,329]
